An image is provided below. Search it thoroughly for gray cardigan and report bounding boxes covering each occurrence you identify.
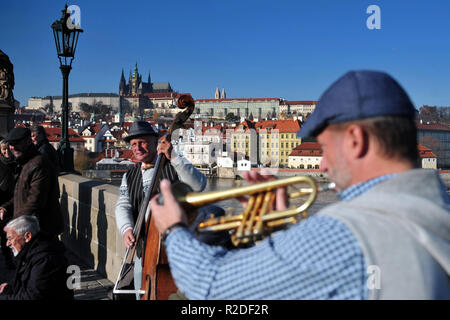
[318,169,450,299]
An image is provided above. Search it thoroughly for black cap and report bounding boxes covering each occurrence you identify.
[124,121,159,142]
[4,127,31,144]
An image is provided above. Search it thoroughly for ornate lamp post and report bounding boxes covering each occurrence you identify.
[51,4,83,172]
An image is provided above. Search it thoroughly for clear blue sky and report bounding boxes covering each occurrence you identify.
[1,0,450,109]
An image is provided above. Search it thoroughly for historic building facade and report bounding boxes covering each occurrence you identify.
[28,93,120,113]
[279,100,317,117]
[288,142,322,169]
[195,97,280,120]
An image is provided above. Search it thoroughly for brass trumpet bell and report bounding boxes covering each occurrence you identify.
[171,176,330,246]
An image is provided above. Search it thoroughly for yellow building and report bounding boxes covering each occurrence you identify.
[256,120,302,167]
[231,120,258,164]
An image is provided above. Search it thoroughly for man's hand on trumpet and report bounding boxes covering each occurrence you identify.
[239,171,288,211]
[151,172,289,237]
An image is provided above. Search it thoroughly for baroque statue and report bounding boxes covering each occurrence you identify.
[0,49,15,137]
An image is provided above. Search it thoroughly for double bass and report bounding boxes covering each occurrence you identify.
[140,94,195,300]
[112,94,195,300]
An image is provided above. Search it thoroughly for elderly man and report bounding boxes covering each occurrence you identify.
[150,71,450,300]
[0,215,73,300]
[0,127,63,239]
[114,120,207,298]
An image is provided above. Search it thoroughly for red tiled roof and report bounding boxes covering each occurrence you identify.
[202,124,223,134]
[416,121,450,131]
[417,144,437,158]
[255,120,301,133]
[233,120,255,132]
[289,142,322,157]
[44,127,86,143]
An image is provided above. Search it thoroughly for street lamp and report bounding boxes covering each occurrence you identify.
[51,4,83,172]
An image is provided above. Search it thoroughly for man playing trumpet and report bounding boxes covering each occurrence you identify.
[151,71,450,299]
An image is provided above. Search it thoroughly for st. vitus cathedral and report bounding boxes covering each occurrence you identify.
[119,62,173,97]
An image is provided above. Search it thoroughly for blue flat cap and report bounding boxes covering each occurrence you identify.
[299,71,417,138]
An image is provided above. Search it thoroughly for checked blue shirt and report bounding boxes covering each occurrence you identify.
[165,175,395,300]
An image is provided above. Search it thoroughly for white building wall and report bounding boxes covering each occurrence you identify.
[28,95,120,113]
[421,158,437,169]
[288,156,322,169]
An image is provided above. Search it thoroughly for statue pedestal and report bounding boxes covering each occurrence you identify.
[0,103,14,138]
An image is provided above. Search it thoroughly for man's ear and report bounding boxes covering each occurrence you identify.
[345,124,369,159]
[23,231,33,243]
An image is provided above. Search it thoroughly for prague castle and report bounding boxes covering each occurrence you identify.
[119,63,184,117]
[119,62,173,96]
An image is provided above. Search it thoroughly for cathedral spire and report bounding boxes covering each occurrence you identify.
[215,87,221,99]
[119,68,127,95]
[120,68,125,83]
[148,70,151,84]
[133,61,139,78]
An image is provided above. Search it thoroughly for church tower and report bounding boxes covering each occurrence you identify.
[221,88,226,99]
[119,68,127,96]
[130,62,141,96]
[215,87,221,99]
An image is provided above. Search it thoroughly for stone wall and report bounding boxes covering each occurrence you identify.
[58,174,124,283]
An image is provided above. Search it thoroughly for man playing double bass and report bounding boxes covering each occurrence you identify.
[114,119,206,299]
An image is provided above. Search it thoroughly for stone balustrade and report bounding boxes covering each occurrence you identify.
[58,174,124,282]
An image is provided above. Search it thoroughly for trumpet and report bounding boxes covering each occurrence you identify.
[169,176,336,246]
